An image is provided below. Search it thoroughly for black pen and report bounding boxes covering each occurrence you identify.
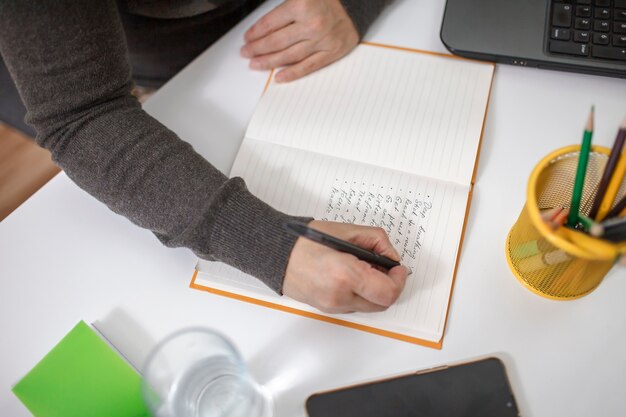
[283,221,401,270]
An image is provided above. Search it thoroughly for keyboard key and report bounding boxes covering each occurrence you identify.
[550,40,589,56]
[594,20,610,31]
[552,28,572,40]
[616,0,626,8]
[575,31,591,42]
[593,33,610,44]
[576,5,592,16]
[594,0,610,6]
[575,18,591,29]
[553,4,573,27]
[615,35,626,46]
[616,22,626,33]
[592,45,626,60]
[615,9,626,21]
[576,0,591,4]
[595,7,611,18]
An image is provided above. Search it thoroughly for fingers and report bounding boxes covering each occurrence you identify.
[274,50,332,82]
[345,226,402,262]
[244,2,294,43]
[241,23,303,58]
[242,0,359,82]
[249,41,314,71]
[387,265,409,290]
[308,220,402,261]
[347,295,388,313]
[350,262,408,307]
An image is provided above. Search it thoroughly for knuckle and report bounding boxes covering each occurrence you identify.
[303,57,321,73]
[284,47,301,63]
[331,272,352,292]
[293,0,312,15]
[263,37,282,51]
[246,42,260,55]
[256,17,271,33]
[308,16,326,34]
[374,227,388,240]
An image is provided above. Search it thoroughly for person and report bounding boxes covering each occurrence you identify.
[0,0,407,314]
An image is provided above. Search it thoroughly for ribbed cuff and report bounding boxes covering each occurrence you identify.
[194,177,312,294]
[339,0,394,39]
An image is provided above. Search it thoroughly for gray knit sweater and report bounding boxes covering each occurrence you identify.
[0,0,392,292]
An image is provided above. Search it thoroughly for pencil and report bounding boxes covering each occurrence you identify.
[603,230,626,243]
[588,116,626,219]
[603,194,626,220]
[540,207,562,222]
[540,207,567,230]
[590,215,626,238]
[567,107,594,227]
[577,214,597,232]
[601,222,626,243]
[552,207,570,229]
[597,148,626,222]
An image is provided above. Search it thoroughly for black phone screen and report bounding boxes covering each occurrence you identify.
[306,358,519,417]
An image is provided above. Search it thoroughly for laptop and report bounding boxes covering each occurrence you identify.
[441,0,626,79]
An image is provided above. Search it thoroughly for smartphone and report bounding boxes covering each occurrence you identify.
[306,357,520,417]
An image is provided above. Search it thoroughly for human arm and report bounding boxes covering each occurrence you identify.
[0,0,406,311]
[240,0,394,82]
[0,0,301,291]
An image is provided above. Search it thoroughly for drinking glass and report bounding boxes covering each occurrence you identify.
[142,327,272,417]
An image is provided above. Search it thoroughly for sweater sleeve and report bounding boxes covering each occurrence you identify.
[340,0,394,39]
[0,1,308,293]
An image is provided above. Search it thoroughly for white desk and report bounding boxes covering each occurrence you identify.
[1,1,625,416]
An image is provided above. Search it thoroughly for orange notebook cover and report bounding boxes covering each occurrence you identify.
[190,43,495,348]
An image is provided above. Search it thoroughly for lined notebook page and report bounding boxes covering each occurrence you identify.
[245,44,494,186]
[197,139,469,341]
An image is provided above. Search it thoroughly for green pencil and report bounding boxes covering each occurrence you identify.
[577,214,597,232]
[567,107,594,227]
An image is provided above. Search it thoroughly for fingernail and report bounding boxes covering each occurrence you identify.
[240,47,250,58]
[275,72,287,83]
[250,60,262,70]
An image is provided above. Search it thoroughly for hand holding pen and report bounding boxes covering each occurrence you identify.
[283,220,408,314]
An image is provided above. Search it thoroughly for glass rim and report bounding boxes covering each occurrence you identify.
[142,327,240,372]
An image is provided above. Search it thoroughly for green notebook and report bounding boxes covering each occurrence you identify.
[12,321,151,417]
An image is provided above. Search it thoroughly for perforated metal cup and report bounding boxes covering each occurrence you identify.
[506,145,625,300]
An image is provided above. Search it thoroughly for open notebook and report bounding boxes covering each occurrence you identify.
[191,43,495,348]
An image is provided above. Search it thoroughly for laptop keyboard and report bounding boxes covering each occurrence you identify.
[549,0,626,62]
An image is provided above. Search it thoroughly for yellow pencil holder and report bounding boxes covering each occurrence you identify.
[506,145,626,300]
